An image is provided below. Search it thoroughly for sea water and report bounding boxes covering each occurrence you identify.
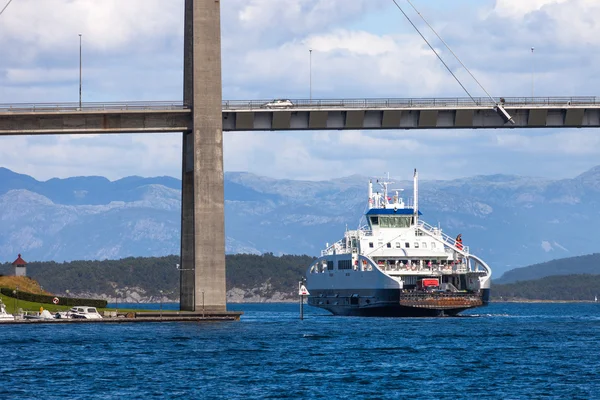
[0,303,599,399]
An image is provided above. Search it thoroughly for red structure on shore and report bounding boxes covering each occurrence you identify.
[12,254,27,277]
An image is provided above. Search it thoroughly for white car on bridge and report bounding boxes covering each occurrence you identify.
[260,99,294,109]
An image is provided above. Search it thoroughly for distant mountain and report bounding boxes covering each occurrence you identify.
[1,166,600,276]
[495,253,600,284]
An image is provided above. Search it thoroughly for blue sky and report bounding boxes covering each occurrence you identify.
[1,0,599,182]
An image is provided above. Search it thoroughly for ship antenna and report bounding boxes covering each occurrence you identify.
[368,179,373,209]
[413,169,419,225]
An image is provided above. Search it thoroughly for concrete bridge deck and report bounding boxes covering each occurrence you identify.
[1,96,599,135]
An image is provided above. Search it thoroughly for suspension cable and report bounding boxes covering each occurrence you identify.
[390,0,477,104]
[0,0,14,17]
[405,0,497,104]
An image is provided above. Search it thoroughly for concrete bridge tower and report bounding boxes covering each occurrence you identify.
[180,0,226,312]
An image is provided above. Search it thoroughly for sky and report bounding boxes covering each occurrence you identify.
[1,0,600,182]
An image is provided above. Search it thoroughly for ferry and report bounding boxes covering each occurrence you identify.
[305,170,491,317]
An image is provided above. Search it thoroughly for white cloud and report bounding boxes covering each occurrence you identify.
[493,0,570,19]
[0,0,183,54]
[493,130,600,155]
[1,0,600,182]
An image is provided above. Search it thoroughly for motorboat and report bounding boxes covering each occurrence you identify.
[68,306,103,319]
[0,298,15,321]
[22,309,56,320]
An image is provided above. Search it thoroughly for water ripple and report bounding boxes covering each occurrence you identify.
[1,303,599,399]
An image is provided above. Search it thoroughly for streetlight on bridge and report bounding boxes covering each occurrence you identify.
[531,46,535,99]
[309,48,313,102]
[79,34,83,110]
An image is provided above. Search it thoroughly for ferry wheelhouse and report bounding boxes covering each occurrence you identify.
[306,170,491,317]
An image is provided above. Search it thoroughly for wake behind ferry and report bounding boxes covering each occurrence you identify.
[306,170,491,317]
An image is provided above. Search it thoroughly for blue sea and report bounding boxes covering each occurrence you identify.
[1,303,599,399]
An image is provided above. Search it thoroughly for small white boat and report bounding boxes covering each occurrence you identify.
[23,309,56,320]
[0,299,15,321]
[68,306,103,319]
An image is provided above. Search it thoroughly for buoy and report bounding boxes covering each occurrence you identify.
[52,297,60,305]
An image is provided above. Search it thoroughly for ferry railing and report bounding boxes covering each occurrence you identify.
[383,263,468,273]
[417,220,470,255]
[321,238,351,256]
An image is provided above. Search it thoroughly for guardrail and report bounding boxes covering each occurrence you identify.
[1,96,598,113]
[0,101,189,113]
[222,96,600,110]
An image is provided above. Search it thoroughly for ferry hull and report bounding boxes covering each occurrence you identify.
[308,288,487,317]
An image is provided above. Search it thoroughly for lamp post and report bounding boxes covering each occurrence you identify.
[115,288,119,316]
[531,47,535,99]
[159,290,163,319]
[309,49,313,102]
[65,289,70,308]
[79,34,82,110]
[12,286,18,315]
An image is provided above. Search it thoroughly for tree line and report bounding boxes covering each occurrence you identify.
[1,254,599,301]
[0,254,315,299]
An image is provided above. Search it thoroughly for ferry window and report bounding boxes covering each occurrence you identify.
[395,242,401,248]
[431,242,436,249]
[386,243,391,248]
[379,216,412,228]
[414,242,419,248]
[370,216,379,225]
[422,242,427,249]
[327,261,334,270]
[405,242,410,248]
[369,242,374,248]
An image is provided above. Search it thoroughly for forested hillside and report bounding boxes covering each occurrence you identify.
[493,274,600,301]
[0,254,314,301]
[495,253,600,284]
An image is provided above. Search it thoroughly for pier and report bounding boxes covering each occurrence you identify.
[1,311,242,324]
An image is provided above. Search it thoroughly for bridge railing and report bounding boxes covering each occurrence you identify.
[222,96,600,110]
[1,97,599,113]
[0,101,189,113]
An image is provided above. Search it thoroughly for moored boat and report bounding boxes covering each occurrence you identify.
[0,298,15,321]
[68,306,103,319]
[305,170,491,317]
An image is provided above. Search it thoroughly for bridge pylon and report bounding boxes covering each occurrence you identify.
[180,0,226,312]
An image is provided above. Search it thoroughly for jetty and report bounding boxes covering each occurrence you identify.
[1,310,243,325]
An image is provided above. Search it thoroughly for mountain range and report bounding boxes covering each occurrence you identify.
[1,166,600,278]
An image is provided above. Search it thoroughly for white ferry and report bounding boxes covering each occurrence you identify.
[306,170,491,317]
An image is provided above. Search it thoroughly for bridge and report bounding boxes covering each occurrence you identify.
[1,96,600,135]
[2,0,599,315]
